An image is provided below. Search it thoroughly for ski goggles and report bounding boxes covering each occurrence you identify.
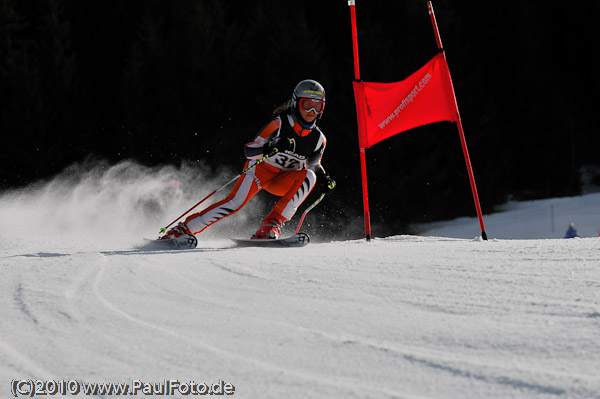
[299,98,325,114]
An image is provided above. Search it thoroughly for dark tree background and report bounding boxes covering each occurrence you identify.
[1,0,598,237]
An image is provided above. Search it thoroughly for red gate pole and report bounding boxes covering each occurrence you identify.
[427,1,488,240]
[348,0,372,241]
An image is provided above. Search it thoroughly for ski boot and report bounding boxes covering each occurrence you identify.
[161,222,198,248]
[252,210,286,239]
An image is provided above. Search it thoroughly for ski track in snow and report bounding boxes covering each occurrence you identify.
[1,235,599,399]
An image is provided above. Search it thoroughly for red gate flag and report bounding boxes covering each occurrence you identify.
[353,52,459,149]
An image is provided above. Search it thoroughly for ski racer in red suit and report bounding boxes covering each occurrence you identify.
[161,79,335,244]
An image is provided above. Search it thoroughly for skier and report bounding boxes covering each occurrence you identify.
[161,79,335,244]
[564,223,579,239]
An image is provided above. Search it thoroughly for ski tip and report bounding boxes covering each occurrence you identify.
[294,232,310,246]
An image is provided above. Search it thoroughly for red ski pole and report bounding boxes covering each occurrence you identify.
[295,193,326,234]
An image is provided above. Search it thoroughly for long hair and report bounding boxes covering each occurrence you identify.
[272,99,292,117]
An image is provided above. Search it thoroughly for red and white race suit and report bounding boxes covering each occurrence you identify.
[184,112,327,235]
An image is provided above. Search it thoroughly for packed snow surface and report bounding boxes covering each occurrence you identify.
[1,161,599,398]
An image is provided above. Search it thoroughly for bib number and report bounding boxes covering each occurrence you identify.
[273,153,302,170]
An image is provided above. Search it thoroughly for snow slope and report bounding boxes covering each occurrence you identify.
[1,161,599,399]
[415,192,600,240]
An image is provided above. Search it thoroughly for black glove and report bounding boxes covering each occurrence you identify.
[318,173,336,192]
[264,137,293,156]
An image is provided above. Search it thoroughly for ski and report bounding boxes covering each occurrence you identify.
[230,232,310,248]
[142,235,198,250]
[140,232,309,250]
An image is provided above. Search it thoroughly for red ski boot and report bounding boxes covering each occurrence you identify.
[252,210,286,239]
[161,222,193,239]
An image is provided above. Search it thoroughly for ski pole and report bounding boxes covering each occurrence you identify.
[295,193,326,234]
[159,151,275,235]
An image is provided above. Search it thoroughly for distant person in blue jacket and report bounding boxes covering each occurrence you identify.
[564,223,579,238]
